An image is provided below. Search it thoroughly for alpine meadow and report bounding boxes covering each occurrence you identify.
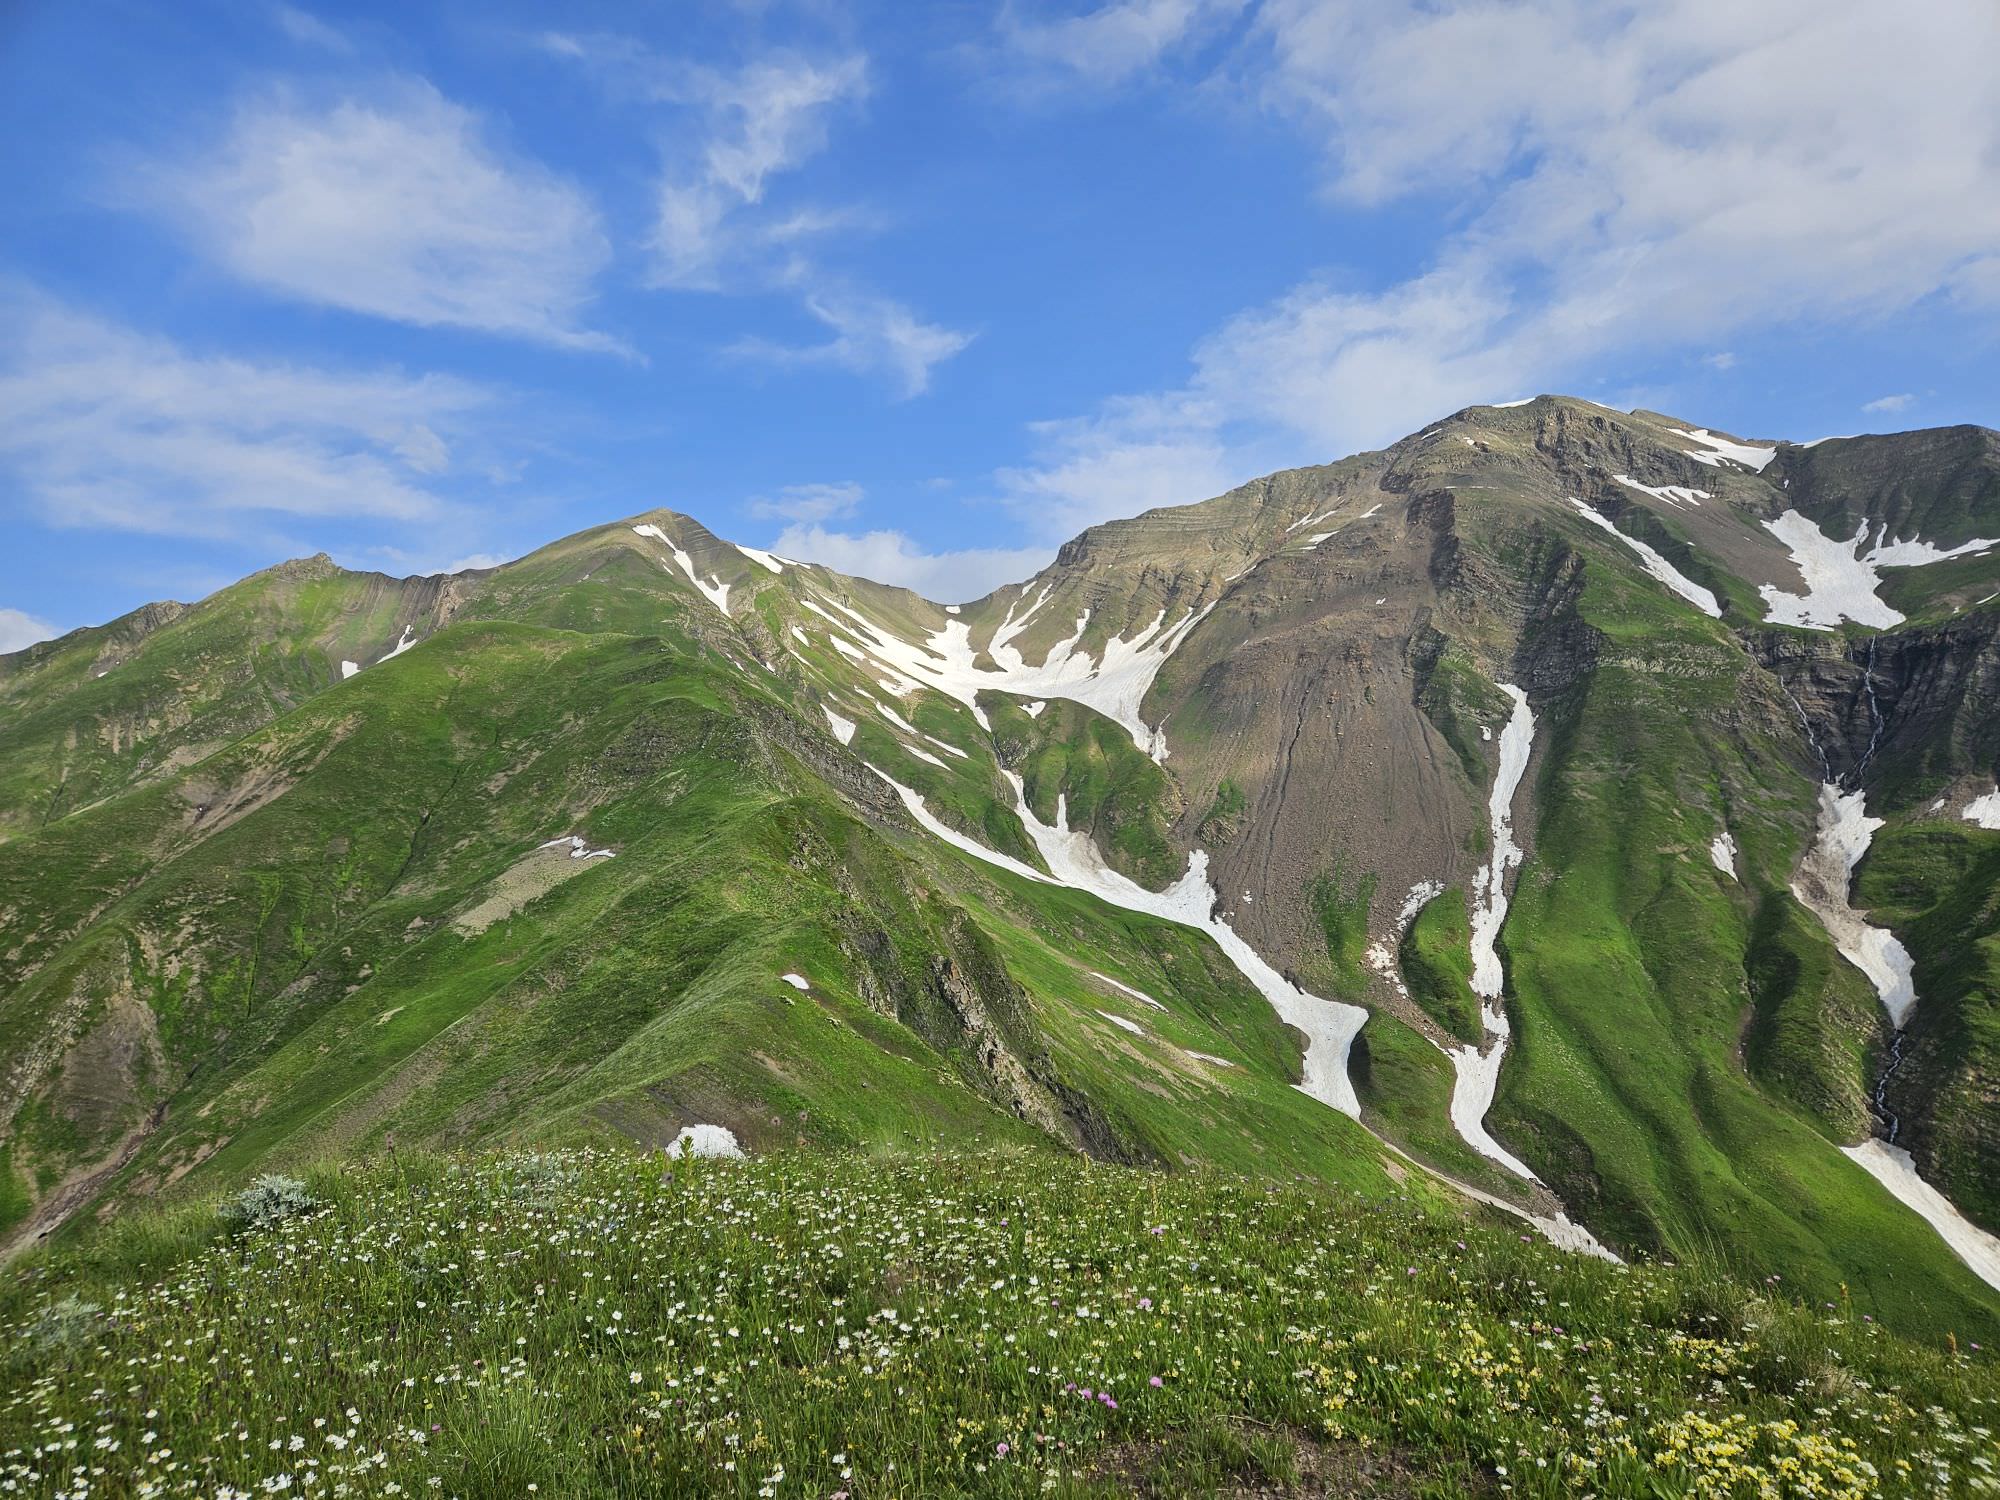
[6,2,2000,1496]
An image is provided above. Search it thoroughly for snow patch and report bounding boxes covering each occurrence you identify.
[1709,832,1738,878]
[1096,1009,1146,1037]
[1490,397,1536,408]
[379,626,417,663]
[1842,1139,2000,1293]
[1008,784,1366,1117]
[1183,1050,1234,1067]
[1447,1039,1540,1182]
[1758,511,1996,630]
[870,768,1366,1117]
[633,524,731,615]
[1364,880,1444,1000]
[340,660,360,679]
[1447,685,1542,1181]
[822,707,857,745]
[780,973,810,991]
[735,544,787,574]
[808,590,1211,763]
[1021,700,1046,718]
[1791,784,1916,1027]
[539,834,614,860]
[1613,474,1710,509]
[872,769,1052,885]
[1963,789,2000,829]
[1091,971,1166,1010]
[1670,427,1776,472]
[1567,500,1721,617]
[666,1124,746,1160]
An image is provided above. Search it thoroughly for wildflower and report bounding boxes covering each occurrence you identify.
[996,1442,1009,1456]
[1149,1376,1163,1387]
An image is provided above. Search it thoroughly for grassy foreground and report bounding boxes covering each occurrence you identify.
[4,1149,1997,1499]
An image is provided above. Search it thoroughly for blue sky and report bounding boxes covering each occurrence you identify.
[4,0,1998,645]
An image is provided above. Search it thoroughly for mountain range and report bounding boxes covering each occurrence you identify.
[5,394,1998,1340]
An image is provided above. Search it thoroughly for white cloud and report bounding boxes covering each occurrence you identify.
[148,80,621,353]
[1862,393,1914,414]
[733,291,974,397]
[747,481,864,524]
[773,523,1051,603]
[0,608,58,654]
[270,3,351,53]
[997,394,1240,540]
[0,290,491,541]
[394,424,451,475]
[540,39,967,394]
[1001,0,1246,85]
[646,54,870,289]
[996,0,2000,525]
[1703,352,1738,371]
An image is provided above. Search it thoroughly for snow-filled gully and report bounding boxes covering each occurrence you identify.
[806,589,1212,763]
[1443,685,1544,1184]
[1786,700,2000,1292]
[821,589,1615,1255]
[1405,685,1616,1259]
[872,767,1367,1116]
[868,755,1620,1259]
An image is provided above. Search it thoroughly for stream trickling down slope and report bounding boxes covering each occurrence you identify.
[1786,662,2000,1292]
[1443,684,1543,1183]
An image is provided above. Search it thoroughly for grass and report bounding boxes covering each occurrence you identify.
[5,1144,1997,1498]
[1853,820,2000,1232]
[1471,516,2000,1340]
[1399,890,1482,1044]
[1308,860,1378,1003]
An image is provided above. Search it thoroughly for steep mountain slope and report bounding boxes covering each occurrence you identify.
[6,397,2000,1342]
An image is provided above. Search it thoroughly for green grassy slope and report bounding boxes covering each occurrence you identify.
[0,580,1403,1253]
[0,556,438,841]
[5,1147,1995,1498]
[1854,821,2000,1233]
[1483,524,1999,1339]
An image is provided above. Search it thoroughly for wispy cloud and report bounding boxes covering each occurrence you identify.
[269,3,351,54]
[141,80,623,353]
[746,481,864,524]
[733,289,974,397]
[0,607,58,654]
[772,523,1051,603]
[1862,393,1914,413]
[0,289,493,543]
[999,0,1246,87]
[543,38,969,395]
[648,54,870,289]
[995,0,2000,529]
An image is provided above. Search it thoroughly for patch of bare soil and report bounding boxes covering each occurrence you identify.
[451,842,603,934]
[1089,1422,1494,1499]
